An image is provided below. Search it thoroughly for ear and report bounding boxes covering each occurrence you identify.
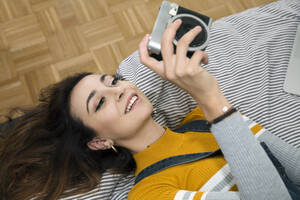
[87,137,114,151]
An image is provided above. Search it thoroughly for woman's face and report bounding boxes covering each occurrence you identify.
[70,74,153,142]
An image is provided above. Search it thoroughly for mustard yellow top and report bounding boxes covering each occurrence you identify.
[128,106,262,200]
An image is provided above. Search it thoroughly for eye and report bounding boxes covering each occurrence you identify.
[111,77,119,86]
[95,97,105,112]
[110,75,125,86]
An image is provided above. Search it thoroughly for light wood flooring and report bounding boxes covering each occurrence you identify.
[0,0,276,118]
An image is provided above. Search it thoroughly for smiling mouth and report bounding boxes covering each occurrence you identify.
[125,94,139,114]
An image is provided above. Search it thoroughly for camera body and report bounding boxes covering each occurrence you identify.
[148,1,212,60]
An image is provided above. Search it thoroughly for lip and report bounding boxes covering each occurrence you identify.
[125,93,138,114]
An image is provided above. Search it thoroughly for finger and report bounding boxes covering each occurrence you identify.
[202,53,209,65]
[192,50,209,65]
[175,26,202,75]
[189,50,209,67]
[138,34,164,75]
[161,19,182,73]
[176,26,202,70]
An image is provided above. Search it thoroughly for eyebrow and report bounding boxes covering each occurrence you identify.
[100,74,107,83]
[86,90,96,114]
[86,74,107,113]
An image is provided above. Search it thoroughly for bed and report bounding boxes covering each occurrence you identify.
[35,0,300,199]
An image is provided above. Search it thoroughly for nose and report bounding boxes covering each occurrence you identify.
[111,86,124,102]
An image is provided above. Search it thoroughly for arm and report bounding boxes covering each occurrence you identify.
[257,129,300,186]
[209,110,292,200]
[195,83,292,200]
[195,87,294,200]
[138,19,292,199]
[233,113,300,187]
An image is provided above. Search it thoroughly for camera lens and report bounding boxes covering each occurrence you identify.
[174,16,207,48]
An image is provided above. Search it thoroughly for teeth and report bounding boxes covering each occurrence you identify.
[126,95,138,113]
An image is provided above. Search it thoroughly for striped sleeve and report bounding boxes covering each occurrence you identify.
[129,185,205,200]
[174,190,202,200]
[129,186,242,200]
[175,190,240,200]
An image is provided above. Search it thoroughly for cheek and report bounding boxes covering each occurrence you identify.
[88,92,153,139]
[85,107,120,136]
[122,96,153,126]
[97,108,120,129]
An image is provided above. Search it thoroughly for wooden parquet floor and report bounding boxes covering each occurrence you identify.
[0,0,276,118]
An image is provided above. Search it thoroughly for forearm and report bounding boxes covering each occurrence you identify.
[195,91,231,122]
[257,129,300,186]
[210,111,292,200]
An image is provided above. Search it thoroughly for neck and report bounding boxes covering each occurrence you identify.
[116,118,166,154]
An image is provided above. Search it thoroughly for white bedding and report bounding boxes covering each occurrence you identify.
[62,0,300,199]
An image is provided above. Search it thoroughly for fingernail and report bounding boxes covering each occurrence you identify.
[174,19,182,24]
[194,26,201,31]
[144,34,149,40]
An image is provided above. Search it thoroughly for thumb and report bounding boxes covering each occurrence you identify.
[138,34,164,76]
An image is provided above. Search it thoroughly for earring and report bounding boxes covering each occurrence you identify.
[111,145,118,153]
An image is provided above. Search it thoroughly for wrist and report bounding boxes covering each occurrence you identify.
[196,93,232,122]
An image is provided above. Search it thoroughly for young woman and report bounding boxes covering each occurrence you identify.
[0,19,298,200]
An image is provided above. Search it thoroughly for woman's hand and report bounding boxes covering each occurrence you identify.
[138,19,231,121]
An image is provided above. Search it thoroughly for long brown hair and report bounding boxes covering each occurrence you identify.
[0,72,136,200]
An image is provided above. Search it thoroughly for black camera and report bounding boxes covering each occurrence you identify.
[147,1,212,60]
